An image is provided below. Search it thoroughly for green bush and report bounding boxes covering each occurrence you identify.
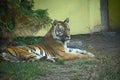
[0,0,51,43]
[14,36,44,45]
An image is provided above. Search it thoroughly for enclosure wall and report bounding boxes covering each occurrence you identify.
[34,0,101,36]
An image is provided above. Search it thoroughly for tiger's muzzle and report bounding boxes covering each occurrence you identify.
[60,35,71,43]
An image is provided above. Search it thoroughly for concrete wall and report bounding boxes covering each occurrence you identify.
[33,0,101,36]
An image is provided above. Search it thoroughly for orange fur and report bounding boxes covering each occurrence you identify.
[43,39,94,60]
[6,47,37,60]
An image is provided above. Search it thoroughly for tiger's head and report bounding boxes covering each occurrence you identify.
[51,18,71,43]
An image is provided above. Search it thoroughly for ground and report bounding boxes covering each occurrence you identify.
[35,32,120,80]
[0,32,120,80]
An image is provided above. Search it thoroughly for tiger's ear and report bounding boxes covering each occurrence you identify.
[64,18,69,23]
[53,20,58,26]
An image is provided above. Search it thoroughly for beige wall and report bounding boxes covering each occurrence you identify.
[33,0,101,36]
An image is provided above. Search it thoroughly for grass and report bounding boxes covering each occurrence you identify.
[99,71,120,80]
[0,61,53,80]
[0,57,120,80]
[97,56,120,80]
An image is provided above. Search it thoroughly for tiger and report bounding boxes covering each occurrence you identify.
[0,18,95,62]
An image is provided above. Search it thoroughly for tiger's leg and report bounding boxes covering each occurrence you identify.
[66,47,95,57]
[59,51,95,60]
[29,46,58,62]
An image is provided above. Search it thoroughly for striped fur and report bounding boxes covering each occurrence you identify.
[1,18,95,62]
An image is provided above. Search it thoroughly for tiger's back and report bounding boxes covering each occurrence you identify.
[1,41,58,62]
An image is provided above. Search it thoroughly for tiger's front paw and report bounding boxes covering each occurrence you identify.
[87,52,95,58]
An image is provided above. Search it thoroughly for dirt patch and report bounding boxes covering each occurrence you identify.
[35,32,120,80]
